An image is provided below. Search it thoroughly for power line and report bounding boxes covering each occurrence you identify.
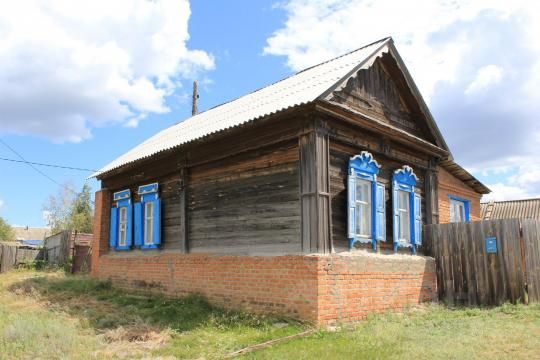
[0,138,95,204]
[0,156,96,172]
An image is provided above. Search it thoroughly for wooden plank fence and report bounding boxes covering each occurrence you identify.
[521,220,540,302]
[425,219,540,305]
[0,242,43,273]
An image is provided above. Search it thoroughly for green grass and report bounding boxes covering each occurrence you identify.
[1,269,539,359]
[242,303,540,360]
[0,269,303,359]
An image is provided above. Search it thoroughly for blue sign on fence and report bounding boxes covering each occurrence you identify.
[486,237,497,253]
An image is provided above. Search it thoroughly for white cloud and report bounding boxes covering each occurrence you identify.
[265,0,540,200]
[482,183,534,202]
[0,199,4,210]
[465,65,504,95]
[0,0,214,142]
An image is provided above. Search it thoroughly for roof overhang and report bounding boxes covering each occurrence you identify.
[438,158,491,194]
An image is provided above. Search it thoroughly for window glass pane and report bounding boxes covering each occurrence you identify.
[397,190,410,242]
[144,202,153,245]
[450,199,466,223]
[355,179,371,237]
[458,203,465,221]
[118,207,127,246]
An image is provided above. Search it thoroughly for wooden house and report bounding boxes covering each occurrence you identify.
[91,37,489,324]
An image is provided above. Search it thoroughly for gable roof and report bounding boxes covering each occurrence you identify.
[481,198,540,220]
[93,37,449,178]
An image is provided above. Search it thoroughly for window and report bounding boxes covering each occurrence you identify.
[392,166,422,254]
[110,189,133,251]
[135,183,161,249]
[449,196,470,223]
[355,179,372,238]
[347,151,385,250]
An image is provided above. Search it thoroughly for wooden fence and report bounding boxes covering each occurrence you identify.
[0,242,43,273]
[424,219,540,305]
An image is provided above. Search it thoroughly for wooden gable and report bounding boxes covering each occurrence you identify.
[326,51,438,146]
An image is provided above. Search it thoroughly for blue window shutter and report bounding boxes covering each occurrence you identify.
[414,193,422,245]
[125,204,133,248]
[134,202,143,247]
[376,183,386,241]
[109,207,118,248]
[392,183,399,251]
[347,174,356,243]
[153,198,161,245]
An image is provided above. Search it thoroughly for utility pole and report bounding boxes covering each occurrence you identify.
[192,80,199,116]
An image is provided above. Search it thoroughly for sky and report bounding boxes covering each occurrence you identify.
[0,0,539,227]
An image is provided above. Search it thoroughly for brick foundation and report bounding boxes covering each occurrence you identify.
[93,251,436,325]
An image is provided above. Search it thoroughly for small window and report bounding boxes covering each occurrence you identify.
[449,197,470,222]
[347,151,385,251]
[118,207,128,246]
[144,201,154,245]
[110,189,133,250]
[135,183,161,249]
[355,178,372,238]
[397,190,410,243]
[392,165,421,253]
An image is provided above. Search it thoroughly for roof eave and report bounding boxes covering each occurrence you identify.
[438,158,491,194]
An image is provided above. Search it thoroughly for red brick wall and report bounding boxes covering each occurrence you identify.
[97,253,320,321]
[93,252,436,325]
[316,254,437,324]
[438,167,482,223]
[91,189,110,277]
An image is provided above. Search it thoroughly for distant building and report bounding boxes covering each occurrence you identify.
[13,226,50,247]
[481,198,540,220]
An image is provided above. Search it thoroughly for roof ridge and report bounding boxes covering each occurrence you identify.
[172,37,392,125]
[294,36,391,75]
[481,197,540,204]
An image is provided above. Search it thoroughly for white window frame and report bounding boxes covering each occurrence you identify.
[397,190,410,244]
[144,201,154,245]
[355,178,372,238]
[118,206,127,247]
[449,197,469,223]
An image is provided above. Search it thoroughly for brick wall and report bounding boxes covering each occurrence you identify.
[438,167,482,223]
[91,189,110,277]
[93,252,436,325]
[97,253,320,322]
[316,254,436,324]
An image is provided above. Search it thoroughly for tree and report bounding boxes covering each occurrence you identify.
[0,216,15,241]
[43,183,94,233]
[69,183,94,233]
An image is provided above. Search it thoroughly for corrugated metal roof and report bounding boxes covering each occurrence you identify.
[92,38,391,178]
[481,198,540,220]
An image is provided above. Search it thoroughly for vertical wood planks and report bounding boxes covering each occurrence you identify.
[522,220,540,302]
[299,121,331,253]
[424,219,536,306]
